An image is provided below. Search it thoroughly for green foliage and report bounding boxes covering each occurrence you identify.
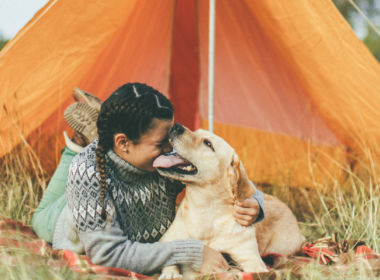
[332,0,380,62]
[363,27,380,61]
[0,39,9,52]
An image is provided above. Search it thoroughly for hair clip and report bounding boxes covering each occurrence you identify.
[133,85,141,98]
[154,95,171,111]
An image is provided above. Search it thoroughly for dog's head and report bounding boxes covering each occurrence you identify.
[154,123,254,203]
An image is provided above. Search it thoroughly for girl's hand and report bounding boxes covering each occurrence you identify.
[200,245,229,273]
[233,197,260,226]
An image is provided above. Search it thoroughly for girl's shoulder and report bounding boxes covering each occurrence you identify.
[69,139,99,177]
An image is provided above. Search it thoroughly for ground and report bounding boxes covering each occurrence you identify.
[1,141,379,279]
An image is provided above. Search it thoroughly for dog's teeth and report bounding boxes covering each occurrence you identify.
[186,165,196,171]
[177,165,197,172]
[177,165,196,172]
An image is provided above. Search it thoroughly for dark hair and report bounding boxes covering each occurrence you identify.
[96,83,174,219]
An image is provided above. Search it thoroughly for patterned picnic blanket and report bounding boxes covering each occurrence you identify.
[1,220,379,280]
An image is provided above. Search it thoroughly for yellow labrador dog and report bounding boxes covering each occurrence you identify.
[154,123,304,279]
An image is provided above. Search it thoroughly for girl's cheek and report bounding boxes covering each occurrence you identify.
[153,148,162,157]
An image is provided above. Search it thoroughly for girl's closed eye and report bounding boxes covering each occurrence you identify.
[156,141,165,148]
[156,138,169,149]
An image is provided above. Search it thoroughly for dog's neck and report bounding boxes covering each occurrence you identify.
[182,181,235,209]
[179,182,238,237]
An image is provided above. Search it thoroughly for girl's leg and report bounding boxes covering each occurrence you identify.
[32,146,77,243]
[32,97,98,243]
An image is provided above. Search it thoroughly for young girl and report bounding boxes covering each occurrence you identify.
[32,83,265,275]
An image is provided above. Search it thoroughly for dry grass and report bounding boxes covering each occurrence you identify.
[0,139,47,224]
[260,151,380,279]
[0,248,81,280]
[0,136,379,279]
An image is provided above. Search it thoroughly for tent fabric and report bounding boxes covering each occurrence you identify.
[207,121,345,186]
[0,0,176,168]
[1,0,380,187]
[198,0,342,145]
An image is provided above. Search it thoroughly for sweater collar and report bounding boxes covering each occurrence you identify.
[105,148,148,182]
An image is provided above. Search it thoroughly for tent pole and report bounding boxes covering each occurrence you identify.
[208,0,215,133]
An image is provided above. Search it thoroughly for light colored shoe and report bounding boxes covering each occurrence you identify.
[64,102,99,143]
[63,131,84,153]
[73,87,102,112]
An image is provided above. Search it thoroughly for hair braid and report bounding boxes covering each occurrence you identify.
[94,83,174,219]
[96,107,115,220]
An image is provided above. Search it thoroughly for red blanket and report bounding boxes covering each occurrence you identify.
[1,220,379,279]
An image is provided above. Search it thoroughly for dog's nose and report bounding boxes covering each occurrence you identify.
[171,122,185,135]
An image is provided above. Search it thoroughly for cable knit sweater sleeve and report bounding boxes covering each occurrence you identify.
[54,145,203,275]
[251,182,265,223]
[77,224,203,275]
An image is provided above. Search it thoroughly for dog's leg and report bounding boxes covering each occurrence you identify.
[159,209,196,279]
[159,265,182,280]
[234,255,268,273]
[181,265,200,280]
[227,241,268,273]
[159,226,184,279]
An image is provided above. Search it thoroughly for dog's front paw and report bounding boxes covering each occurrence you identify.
[159,265,182,280]
[158,272,182,280]
[239,259,269,273]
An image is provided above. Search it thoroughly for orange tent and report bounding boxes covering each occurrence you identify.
[1,0,380,187]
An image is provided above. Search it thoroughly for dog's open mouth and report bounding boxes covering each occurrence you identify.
[153,155,198,175]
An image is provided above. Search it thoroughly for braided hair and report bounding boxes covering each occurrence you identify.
[95,83,174,219]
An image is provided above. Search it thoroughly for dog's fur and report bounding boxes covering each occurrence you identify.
[157,126,304,279]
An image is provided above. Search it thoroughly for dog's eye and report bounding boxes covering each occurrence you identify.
[204,140,214,151]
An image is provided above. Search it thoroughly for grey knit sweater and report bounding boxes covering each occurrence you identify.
[53,139,265,274]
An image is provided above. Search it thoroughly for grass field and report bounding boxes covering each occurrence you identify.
[0,139,379,279]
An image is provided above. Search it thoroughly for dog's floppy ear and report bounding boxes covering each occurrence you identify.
[232,155,255,203]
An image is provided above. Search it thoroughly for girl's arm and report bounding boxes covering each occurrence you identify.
[79,225,203,274]
[251,182,265,223]
[233,182,265,226]
[62,157,203,275]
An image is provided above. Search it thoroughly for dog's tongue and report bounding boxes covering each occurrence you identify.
[153,155,190,168]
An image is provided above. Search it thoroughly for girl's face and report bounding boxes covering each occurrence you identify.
[114,118,174,172]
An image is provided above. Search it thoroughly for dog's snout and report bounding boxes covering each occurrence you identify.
[171,123,185,135]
